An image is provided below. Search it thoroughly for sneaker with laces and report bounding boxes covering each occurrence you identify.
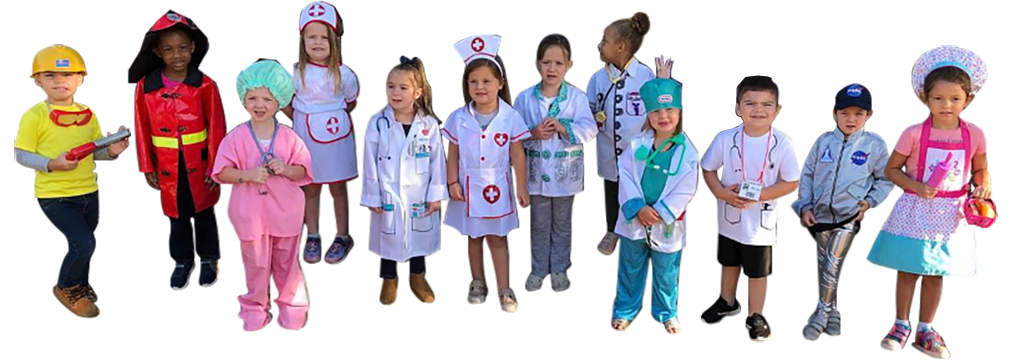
[83,284,97,303]
[467,280,488,304]
[53,285,99,318]
[880,322,911,351]
[701,296,741,324]
[324,236,354,264]
[912,329,951,359]
[746,313,772,342]
[304,236,322,264]
[170,262,194,290]
[551,272,570,292]
[199,259,218,287]
[499,288,518,313]
[525,273,544,291]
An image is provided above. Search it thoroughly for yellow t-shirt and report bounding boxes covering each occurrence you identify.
[15,101,102,198]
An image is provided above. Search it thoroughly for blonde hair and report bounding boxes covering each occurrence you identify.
[297,25,342,95]
[390,57,439,122]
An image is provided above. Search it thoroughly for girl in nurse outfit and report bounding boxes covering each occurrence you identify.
[362,56,447,305]
[213,60,313,331]
[611,62,699,334]
[515,34,597,292]
[283,1,359,265]
[444,35,530,313]
[868,46,991,359]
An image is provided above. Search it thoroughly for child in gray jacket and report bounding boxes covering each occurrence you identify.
[792,84,893,340]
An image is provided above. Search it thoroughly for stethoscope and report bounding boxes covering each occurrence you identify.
[729,129,778,176]
[246,119,279,196]
[376,113,420,161]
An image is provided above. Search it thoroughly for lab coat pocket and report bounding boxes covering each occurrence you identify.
[381,192,398,235]
[410,202,434,232]
[760,202,777,231]
[723,202,742,225]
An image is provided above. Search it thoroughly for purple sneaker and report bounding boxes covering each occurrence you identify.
[324,236,354,264]
[304,236,322,264]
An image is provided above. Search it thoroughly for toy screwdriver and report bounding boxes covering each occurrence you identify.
[67,129,132,161]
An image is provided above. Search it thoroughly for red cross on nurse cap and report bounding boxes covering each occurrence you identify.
[455,35,502,70]
[146,12,195,33]
[300,1,343,36]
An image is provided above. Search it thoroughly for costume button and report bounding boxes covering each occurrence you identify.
[615,148,623,156]
[482,135,486,139]
[480,156,486,162]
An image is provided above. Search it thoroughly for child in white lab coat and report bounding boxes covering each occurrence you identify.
[362,56,447,305]
[443,35,530,313]
[515,34,597,292]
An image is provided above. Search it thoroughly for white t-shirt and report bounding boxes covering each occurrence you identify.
[701,125,800,246]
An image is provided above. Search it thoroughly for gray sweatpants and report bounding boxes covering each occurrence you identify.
[530,195,574,277]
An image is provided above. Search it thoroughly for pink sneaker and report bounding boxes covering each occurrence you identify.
[912,329,951,359]
[880,322,911,351]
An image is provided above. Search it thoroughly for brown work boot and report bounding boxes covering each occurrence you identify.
[380,277,398,305]
[53,285,99,318]
[410,273,435,303]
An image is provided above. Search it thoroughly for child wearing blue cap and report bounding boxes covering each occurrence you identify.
[610,59,699,334]
[792,84,893,340]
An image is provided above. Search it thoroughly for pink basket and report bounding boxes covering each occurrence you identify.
[964,198,996,228]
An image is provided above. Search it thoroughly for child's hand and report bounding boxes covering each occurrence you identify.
[144,171,160,190]
[972,184,992,200]
[368,206,383,214]
[655,56,673,79]
[530,119,555,140]
[48,152,79,172]
[518,188,530,208]
[205,176,218,190]
[801,210,817,227]
[267,158,287,177]
[915,183,938,199]
[854,200,870,222]
[425,201,442,216]
[720,184,749,209]
[246,167,270,184]
[107,126,130,157]
[449,183,464,202]
[546,118,568,138]
[637,206,662,227]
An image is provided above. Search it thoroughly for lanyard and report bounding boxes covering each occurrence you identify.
[605,58,635,85]
[247,119,280,170]
[740,127,772,182]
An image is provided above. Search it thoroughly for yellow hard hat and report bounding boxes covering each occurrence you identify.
[32,45,87,78]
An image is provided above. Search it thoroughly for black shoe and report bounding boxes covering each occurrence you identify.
[199,259,218,287]
[171,262,195,290]
[747,313,772,342]
[701,296,741,324]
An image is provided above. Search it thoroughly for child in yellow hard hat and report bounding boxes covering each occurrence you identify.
[14,45,130,318]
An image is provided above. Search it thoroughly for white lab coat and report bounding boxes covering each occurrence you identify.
[615,131,700,253]
[586,59,656,182]
[442,100,531,237]
[514,83,598,197]
[361,107,447,262]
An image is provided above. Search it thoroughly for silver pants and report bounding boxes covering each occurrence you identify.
[813,223,858,312]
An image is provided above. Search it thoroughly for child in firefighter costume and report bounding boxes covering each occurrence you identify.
[129,10,227,290]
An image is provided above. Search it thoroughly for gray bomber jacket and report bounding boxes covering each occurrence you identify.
[792,127,894,224]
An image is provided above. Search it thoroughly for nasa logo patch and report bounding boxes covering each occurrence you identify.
[851,150,869,165]
[847,85,864,98]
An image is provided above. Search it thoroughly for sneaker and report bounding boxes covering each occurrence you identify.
[912,329,951,359]
[304,236,322,264]
[551,272,570,292]
[467,280,488,304]
[170,262,195,290]
[746,313,772,342]
[324,236,354,264]
[880,322,911,351]
[802,309,828,341]
[701,296,741,324]
[83,284,97,303]
[664,318,682,335]
[499,288,518,313]
[525,273,544,291]
[53,285,99,318]
[825,309,841,336]
[199,259,218,287]
[597,232,620,255]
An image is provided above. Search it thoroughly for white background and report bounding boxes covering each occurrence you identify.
[1,0,1007,359]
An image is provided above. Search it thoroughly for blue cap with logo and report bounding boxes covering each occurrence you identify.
[835,83,872,112]
[640,78,683,113]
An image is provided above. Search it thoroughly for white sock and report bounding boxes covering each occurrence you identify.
[308,233,321,239]
[896,319,910,327]
[918,322,933,332]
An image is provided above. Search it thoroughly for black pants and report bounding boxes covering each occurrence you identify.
[380,257,426,279]
[604,180,620,233]
[169,155,220,264]
[39,191,99,288]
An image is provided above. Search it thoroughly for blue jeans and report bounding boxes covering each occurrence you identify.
[39,191,99,288]
[613,235,683,323]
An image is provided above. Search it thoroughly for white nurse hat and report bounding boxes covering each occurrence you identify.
[299,1,343,36]
[454,34,502,74]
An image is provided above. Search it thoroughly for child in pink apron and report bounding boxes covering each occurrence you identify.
[868,46,991,359]
[213,60,314,331]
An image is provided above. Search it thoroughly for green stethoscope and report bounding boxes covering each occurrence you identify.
[634,133,687,176]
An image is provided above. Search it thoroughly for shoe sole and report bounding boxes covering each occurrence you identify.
[200,277,218,288]
[881,341,905,352]
[911,343,951,359]
[701,304,741,324]
[467,296,486,304]
[751,335,772,343]
[171,266,195,290]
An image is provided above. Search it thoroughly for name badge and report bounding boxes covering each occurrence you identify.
[739,180,763,201]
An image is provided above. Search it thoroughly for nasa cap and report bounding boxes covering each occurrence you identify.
[835,83,872,112]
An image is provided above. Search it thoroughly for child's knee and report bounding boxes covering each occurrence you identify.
[303,184,323,197]
[328,182,347,196]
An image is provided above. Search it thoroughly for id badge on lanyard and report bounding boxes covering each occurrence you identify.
[414,134,431,174]
[738,129,772,202]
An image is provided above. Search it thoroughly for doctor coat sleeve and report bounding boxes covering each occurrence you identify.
[585,75,599,116]
[865,136,894,209]
[360,114,383,208]
[563,92,598,145]
[791,139,821,217]
[617,143,644,222]
[134,82,156,173]
[653,152,700,225]
[427,120,449,202]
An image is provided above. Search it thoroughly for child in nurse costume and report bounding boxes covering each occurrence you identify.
[610,74,699,335]
[213,60,313,331]
[444,35,531,313]
[284,1,359,265]
[868,46,992,359]
[362,56,447,305]
[515,34,597,292]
